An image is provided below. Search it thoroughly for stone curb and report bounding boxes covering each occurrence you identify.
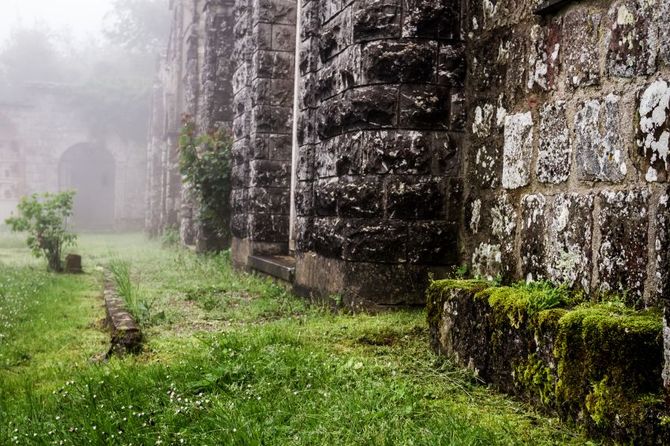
[103,274,142,356]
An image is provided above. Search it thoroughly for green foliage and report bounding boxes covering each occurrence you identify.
[108,258,157,325]
[4,192,77,272]
[160,227,181,248]
[179,120,233,246]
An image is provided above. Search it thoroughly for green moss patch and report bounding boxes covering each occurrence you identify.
[427,280,669,444]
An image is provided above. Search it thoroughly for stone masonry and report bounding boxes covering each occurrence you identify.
[149,0,670,320]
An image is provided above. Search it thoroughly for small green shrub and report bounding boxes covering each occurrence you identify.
[4,191,77,272]
[179,118,233,248]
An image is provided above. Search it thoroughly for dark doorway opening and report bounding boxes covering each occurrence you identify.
[59,144,116,230]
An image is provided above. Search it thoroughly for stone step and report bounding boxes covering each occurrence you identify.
[248,255,296,283]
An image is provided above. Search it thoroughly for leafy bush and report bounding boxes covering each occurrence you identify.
[4,191,77,272]
[178,118,233,249]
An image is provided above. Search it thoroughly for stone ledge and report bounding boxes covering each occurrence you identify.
[427,280,669,444]
[104,277,142,356]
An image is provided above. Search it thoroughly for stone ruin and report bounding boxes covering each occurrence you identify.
[147,0,670,439]
[0,85,146,230]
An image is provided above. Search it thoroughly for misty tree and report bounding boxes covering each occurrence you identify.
[103,0,170,55]
[0,27,64,85]
[0,0,170,143]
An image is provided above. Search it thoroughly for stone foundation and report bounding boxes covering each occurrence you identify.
[428,279,668,444]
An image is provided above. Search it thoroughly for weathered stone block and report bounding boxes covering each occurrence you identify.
[563,9,601,88]
[546,193,594,292]
[248,213,289,242]
[438,43,466,88]
[251,105,293,134]
[252,0,296,25]
[521,194,547,282]
[502,112,533,190]
[252,50,294,79]
[399,85,451,130]
[294,181,314,216]
[337,130,459,177]
[537,101,570,184]
[598,189,650,304]
[407,222,458,265]
[361,40,437,84]
[606,0,656,78]
[342,219,407,263]
[638,79,670,182]
[352,0,402,42]
[402,0,459,39]
[314,178,338,216]
[251,78,294,106]
[248,187,290,214]
[574,95,627,183]
[337,176,383,218]
[272,23,296,51]
[312,217,345,258]
[527,21,561,91]
[386,176,445,220]
[249,159,291,187]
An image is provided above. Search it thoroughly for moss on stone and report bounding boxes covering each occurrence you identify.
[426,279,490,328]
[514,353,556,406]
[427,280,668,442]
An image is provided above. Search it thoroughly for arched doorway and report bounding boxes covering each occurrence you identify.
[59,144,116,230]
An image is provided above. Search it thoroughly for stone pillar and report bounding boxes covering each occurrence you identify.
[292,0,465,308]
[231,0,297,265]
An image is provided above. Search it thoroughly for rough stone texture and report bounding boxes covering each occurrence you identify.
[574,95,627,183]
[64,254,83,274]
[502,112,533,189]
[537,102,570,184]
[462,0,668,312]
[563,9,601,88]
[598,189,649,305]
[145,0,236,250]
[606,0,656,78]
[638,79,670,183]
[290,0,465,303]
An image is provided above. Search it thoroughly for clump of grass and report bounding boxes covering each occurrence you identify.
[108,258,158,325]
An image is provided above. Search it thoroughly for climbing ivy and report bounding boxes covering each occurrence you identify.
[178,119,233,247]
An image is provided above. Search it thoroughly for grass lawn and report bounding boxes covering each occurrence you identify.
[0,233,591,445]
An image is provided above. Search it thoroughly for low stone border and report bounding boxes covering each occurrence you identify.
[104,275,142,356]
[427,280,669,445]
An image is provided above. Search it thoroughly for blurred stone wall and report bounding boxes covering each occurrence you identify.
[0,88,146,230]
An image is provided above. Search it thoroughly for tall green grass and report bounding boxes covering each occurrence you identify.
[108,258,157,325]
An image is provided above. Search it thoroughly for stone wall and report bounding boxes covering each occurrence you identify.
[289,0,466,307]
[0,88,146,229]
[463,0,670,309]
[145,0,236,249]
[230,0,297,260]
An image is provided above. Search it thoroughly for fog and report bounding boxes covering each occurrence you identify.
[0,0,109,45]
[0,0,169,230]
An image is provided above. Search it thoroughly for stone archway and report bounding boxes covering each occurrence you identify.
[59,144,116,230]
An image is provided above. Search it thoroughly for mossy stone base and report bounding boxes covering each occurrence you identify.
[427,280,669,444]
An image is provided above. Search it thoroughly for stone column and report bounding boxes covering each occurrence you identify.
[293,0,466,308]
